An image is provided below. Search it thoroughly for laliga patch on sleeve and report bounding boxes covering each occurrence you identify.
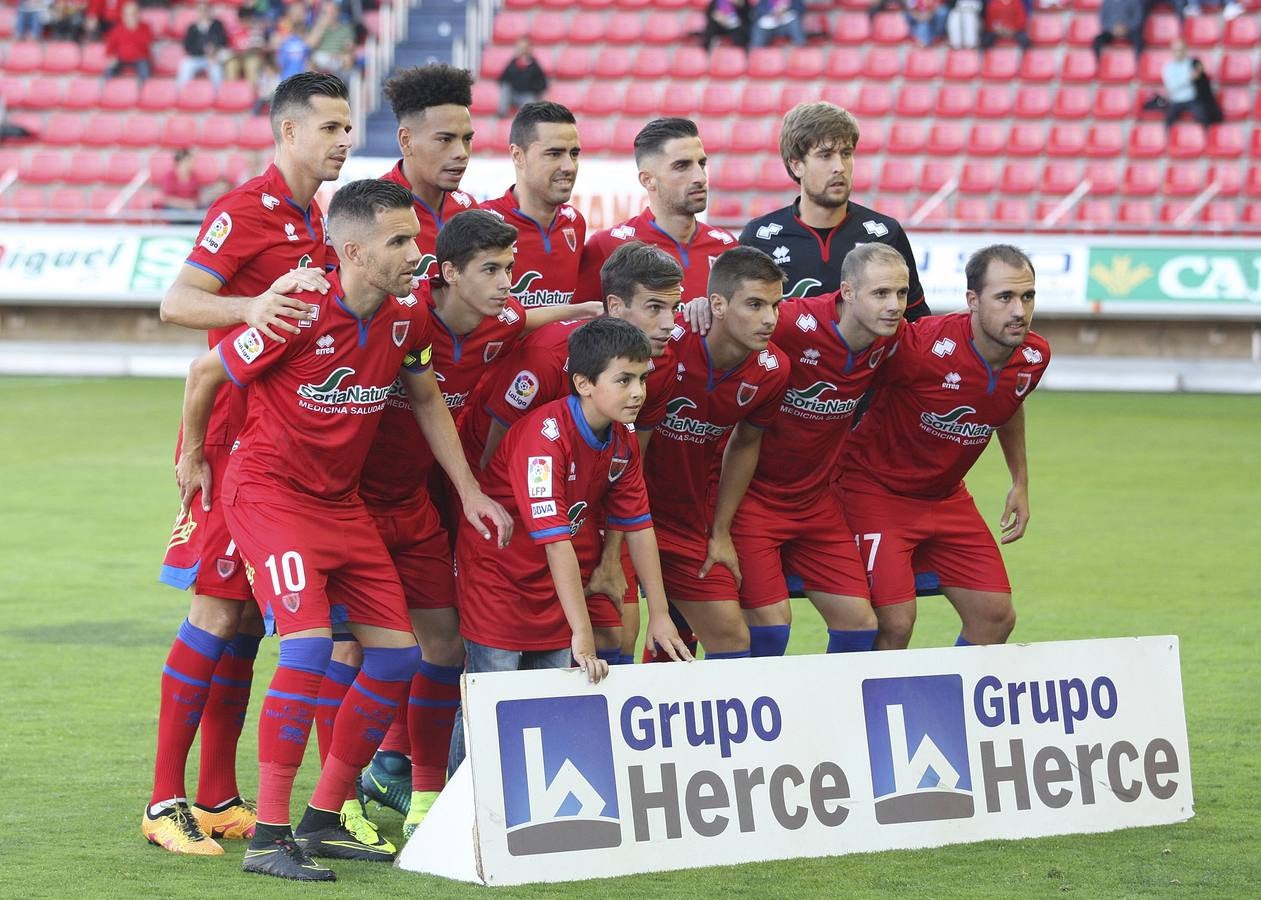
[531,500,557,519]
[527,455,552,498]
[505,370,539,410]
[234,327,264,364]
[200,211,233,254]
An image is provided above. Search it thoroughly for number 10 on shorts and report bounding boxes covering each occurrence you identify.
[264,550,307,594]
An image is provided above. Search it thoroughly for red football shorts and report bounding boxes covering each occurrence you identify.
[586,539,640,620]
[160,443,252,602]
[224,498,412,636]
[733,489,869,609]
[367,494,455,610]
[839,479,1011,608]
[655,523,739,603]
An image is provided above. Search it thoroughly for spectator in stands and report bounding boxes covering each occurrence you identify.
[701,0,750,50]
[273,3,315,80]
[1091,0,1146,61]
[980,0,1031,52]
[176,1,230,90]
[866,0,906,19]
[15,0,51,41]
[47,1,87,41]
[497,39,548,117]
[945,0,983,49]
[904,0,947,46]
[253,58,281,114]
[85,0,122,38]
[225,7,270,84]
[1159,37,1224,129]
[102,1,153,84]
[310,1,360,86]
[158,149,205,220]
[749,0,806,47]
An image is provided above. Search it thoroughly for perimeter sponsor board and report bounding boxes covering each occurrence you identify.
[421,636,1190,886]
[916,236,1089,314]
[1087,247,1261,306]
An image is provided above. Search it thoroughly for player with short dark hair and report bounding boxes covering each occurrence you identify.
[145,70,351,856]
[174,178,510,881]
[381,64,480,278]
[643,246,790,660]
[740,102,929,319]
[839,243,1050,650]
[576,117,738,306]
[481,101,585,308]
[448,317,691,771]
[735,243,909,657]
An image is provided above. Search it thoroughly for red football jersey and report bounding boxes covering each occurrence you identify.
[459,318,584,470]
[186,163,332,446]
[217,271,435,509]
[480,187,586,308]
[457,395,652,650]
[358,283,527,507]
[636,342,679,431]
[840,312,1051,499]
[379,160,479,279]
[644,327,790,528]
[576,208,738,305]
[749,294,901,508]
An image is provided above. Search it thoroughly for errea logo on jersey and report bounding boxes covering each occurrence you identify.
[862,220,890,238]
[284,222,299,242]
[932,337,957,358]
[610,225,636,240]
[942,372,961,389]
[772,246,791,265]
[800,348,821,366]
[315,334,335,356]
[755,222,783,241]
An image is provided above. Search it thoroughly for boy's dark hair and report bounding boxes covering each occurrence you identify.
[965,244,1035,294]
[435,210,518,272]
[509,101,576,149]
[327,179,414,241]
[269,71,348,138]
[568,317,651,395]
[383,64,474,122]
[707,246,786,301]
[599,241,683,311]
[633,117,699,167]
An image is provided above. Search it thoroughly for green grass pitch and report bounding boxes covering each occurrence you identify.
[1,377,1257,898]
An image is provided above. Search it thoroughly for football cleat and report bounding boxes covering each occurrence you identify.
[340,800,395,855]
[243,836,336,882]
[141,802,225,856]
[359,752,412,816]
[193,796,257,840]
[295,821,396,863]
[401,791,440,842]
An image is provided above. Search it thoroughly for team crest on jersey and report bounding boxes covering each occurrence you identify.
[1022,346,1043,365]
[608,455,629,482]
[931,337,957,358]
[610,225,636,240]
[234,327,265,364]
[867,345,887,368]
[736,381,759,406]
[757,349,779,371]
[281,592,301,613]
[541,417,561,441]
[796,313,818,332]
[498,305,521,325]
[200,211,232,253]
[261,193,280,210]
[1015,372,1033,397]
[755,222,783,241]
[562,227,577,252]
[506,370,540,410]
[216,557,237,579]
[528,455,552,497]
[862,220,890,238]
[483,341,504,363]
[392,321,410,347]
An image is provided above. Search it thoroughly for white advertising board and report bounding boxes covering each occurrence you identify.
[399,636,1192,886]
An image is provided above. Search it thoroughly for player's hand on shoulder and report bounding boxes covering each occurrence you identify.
[645,618,694,663]
[1000,483,1030,544]
[681,297,712,334]
[248,268,327,341]
[175,450,212,514]
[463,490,514,548]
[572,634,610,684]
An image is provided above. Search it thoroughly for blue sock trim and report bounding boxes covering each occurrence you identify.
[748,624,791,658]
[417,659,463,686]
[211,675,252,688]
[827,628,878,653]
[409,696,461,708]
[225,633,261,660]
[162,665,211,688]
[266,688,317,703]
[177,619,229,661]
[596,648,621,664]
[331,631,357,643]
[349,681,400,708]
[159,562,199,590]
[705,649,752,660]
[277,636,333,676]
[362,645,421,683]
[324,660,358,686]
[955,634,974,647]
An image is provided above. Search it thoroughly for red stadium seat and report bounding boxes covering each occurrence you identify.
[1163,163,1204,197]
[1219,52,1252,86]
[1121,162,1161,196]
[602,13,645,44]
[139,8,168,37]
[1099,51,1137,83]
[1011,85,1051,119]
[747,48,787,78]
[589,47,629,79]
[1061,49,1096,82]
[577,119,612,153]
[739,84,779,117]
[632,46,671,78]
[192,154,226,186]
[87,186,118,212]
[954,197,990,225]
[41,42,81,74]
[919,160,955,193]
[832,13,871,43]
[879,159,916,193]
[1084,161,1120,194]
[870,12,908,43]
[887,122,927,155]
[0,6,14,37]
[0,76,26,110]
[1009,123,1047,157]
[79,41,109,75]
[903,48,944,80]
[100,78,141,110]
[1052,86,1091,119]
[928,121,965,155]
[138,78,179,111]
[1220,88,1250,121]
[642,11,690,45]
[864,46,902,80]
[214,80,255,113]
[85,113,125,145]
[779,84,817,111]
[981,47,1020,81]
[1155,199,1191,227]
[1203,201,1237,229]
[569,12,606,43]
[104,151,145,185]
[545,82,582,113]
[969,123,1007,156]
[672,47,709,79]
[1208,163,1242,197]
[1085,123,1124,157]
[1001,162,1038,194]
[1143,12,1180,47]
[1167,123,1206,160]
[852,84,893,117]
[46,113,86,146]
[4,42,43,74]
[1207,125,1245,160]
[1075,199,1115,228]
[1093,85,1134,119]
[623,83,665,116]
[477,118,511,151]
[492,12,529,43]
[1139,51,1171,85]
[176,79,217,112]
[1020,48,1057,82]
[1117,200,1154,228]
[530,12,569,44]
[728,119,776,154]
[821,82,856,110]
[896,84,935,117]
[239,116,274,150]
[699,83,740,116]
[1185,15,1222,48]
[709,46,746,79]
[825,48,864,80]
[7,187,49,214]
[21,151,68,184]
[22,78,64,109]
[168,6,202,39]
[851,164,874,194]
[973,84,1013,117]
[994,199,1032,226]
[580,82,626,116]
[659,82,701,117]
[1047,124,1088,158]
[49,187,89,215]
[1129,123,1166,159]
[755,157,789,192]
[785,47,825,79]
[479,45,513,80]
[470,81,497,115]
[1066,14,1096,45]
[941,84,980,117]
[1224,15,1259,48]
[859,121,885,154]
[611,118,642,152]
[708,196,744,222]
[1027,12,1065,45]
[943,49,981,80]
[1246,203,1261,226]
[153,42,184,77]
[959,162,999,194]
[200,115,241,150]
[1041,161,1081,196]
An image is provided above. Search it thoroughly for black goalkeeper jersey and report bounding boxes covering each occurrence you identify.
[739,198,930,320]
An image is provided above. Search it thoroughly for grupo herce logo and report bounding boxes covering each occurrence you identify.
[862,675,974,824]
[496,696,621,856]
